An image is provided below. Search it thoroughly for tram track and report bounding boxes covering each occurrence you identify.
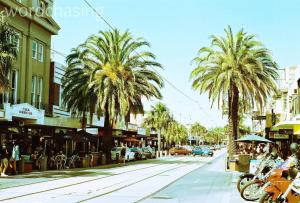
[0,156,200,202]
[76,163,190,203]
[0,163,167,202]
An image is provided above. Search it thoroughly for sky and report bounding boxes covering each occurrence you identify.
[51,0,300,128]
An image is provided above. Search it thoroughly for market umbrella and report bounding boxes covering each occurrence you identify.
[235,134,272,158]
[235,134,272,143]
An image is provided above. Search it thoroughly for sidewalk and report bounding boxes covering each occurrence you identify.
[0,149,226,190]
[141,154,247,203]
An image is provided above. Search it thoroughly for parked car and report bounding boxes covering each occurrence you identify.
[111,147,135,162]
[209,146,216,151]
[182,145,193,152]
[111,147,124,161]
[141,147,152,159]
[124,147,135,161]
[192,147,204,156]
[130,147,147,160]
[169,146,191,155]
[202,148,214,157]
[142,147,156,159]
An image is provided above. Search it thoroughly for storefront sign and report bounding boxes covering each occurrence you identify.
[127,123,138,131]
[12,103,42,120]
[79,128,98,135]
[274,134,289,139]
[279,129,293,134]
[112,130,123,137]
[137,127,146,135]
[0,110,4,118]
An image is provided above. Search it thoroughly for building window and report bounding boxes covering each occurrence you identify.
[31,76,37,106]
[37,44,44,62]
[0,70,18,105]
[32,41,37,59]
[10,70,18,104]
[36,77,42,109]
[32,41,44,62]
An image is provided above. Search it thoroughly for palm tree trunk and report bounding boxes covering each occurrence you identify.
[103,107,113,163]
[157,129,161,152]
[89,103,96,127]
[228,85,239,159]
[82,111,86,129]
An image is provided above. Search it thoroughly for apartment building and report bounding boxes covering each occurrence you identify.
[0,0,59,122]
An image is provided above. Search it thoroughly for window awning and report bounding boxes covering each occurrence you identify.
[271,121,300,131]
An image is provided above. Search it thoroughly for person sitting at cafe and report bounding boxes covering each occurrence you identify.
[31,150,41,170]
[48,150,56,170]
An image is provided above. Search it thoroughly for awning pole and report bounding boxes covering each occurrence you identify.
[97,138,99,152]
[66,140,68,157]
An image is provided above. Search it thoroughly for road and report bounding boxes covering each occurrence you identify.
[0,149,245,203]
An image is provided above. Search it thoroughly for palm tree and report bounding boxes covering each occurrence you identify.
[62,48,97,129]
[206,127,226,145]
[166,121,188,145]
[0,22,18,93]
[190,26,278,159]
[144,102,171,151]
[62,29,163,160]
[190,122,207,144]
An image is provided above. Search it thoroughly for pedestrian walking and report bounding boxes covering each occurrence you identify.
[120,147,126,164]
[0,143,10,177]
[10,140,20,175]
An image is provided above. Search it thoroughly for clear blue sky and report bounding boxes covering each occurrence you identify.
[52,0,300,128]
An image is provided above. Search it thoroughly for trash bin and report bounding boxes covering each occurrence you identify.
[238,154,250,172]
[40,156,48,171]
[229,159,239,171]
[92,152,100,167]
[82,156,89,168]
[19,157,25,174]
[101,154,106,165]
[116,153,119,163]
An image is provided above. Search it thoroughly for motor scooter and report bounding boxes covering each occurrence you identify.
[260,160,300,203]
[240,157,287,201]
[237,152,278,192]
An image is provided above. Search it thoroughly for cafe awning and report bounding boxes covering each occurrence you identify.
[69,130,98,142]
[271,120,300,131]
[235,134,272,143]
[124,137,140,142]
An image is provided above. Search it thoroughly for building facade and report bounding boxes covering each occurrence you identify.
[264,65,300,157]
[0,0,59,121]
[0,0,60,149]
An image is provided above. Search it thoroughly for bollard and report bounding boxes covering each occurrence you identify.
[156,151,159,158]
[160,151,163,158]
[164,150,168,157]
[101,154,106,165]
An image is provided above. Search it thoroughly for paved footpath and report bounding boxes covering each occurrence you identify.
[141,154,247,203]
[0,149,246,203]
